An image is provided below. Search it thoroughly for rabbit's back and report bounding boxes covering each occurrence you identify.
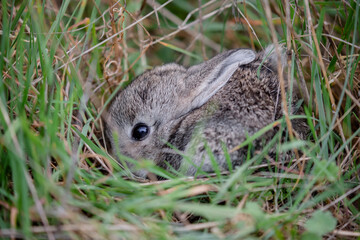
[167,55,286,173]
[212,58,281,133]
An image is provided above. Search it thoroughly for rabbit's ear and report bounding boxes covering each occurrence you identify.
[178,49,255,116]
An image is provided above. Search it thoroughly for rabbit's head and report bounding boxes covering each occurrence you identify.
[106,49,256,178]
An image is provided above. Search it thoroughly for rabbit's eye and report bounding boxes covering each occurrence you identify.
[131,123,150,141]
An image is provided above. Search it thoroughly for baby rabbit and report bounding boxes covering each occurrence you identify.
[106,46,307,178]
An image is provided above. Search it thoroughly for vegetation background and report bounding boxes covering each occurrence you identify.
[0,0,359,239]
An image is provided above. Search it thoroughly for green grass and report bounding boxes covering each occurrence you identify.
[1,0,360,239]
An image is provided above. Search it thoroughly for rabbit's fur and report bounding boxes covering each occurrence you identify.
[106,46,307,178]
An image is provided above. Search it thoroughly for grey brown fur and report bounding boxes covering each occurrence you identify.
[106,47,307,178]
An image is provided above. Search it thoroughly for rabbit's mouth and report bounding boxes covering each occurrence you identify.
[131,169,150,179]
